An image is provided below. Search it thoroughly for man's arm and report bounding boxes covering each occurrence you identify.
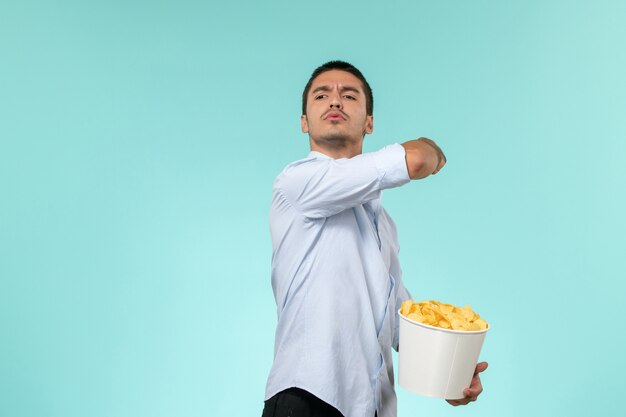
[277,139,446,219]
[402,138,447,179]
[276,144,410,219]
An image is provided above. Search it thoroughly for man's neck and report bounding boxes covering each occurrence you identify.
[309,137,363,159]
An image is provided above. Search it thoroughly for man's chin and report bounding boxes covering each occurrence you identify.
[311,133,359,147]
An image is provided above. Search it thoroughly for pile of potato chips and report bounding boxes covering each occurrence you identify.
[400,300,488,331]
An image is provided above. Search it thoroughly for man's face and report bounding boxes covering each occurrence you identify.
[301,70,373,145]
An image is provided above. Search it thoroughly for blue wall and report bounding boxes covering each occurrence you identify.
[1,1,625,416]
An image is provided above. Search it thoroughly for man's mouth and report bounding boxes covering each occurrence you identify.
[324,111,347,121]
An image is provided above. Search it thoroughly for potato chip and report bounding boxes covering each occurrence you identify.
[401,300,413,317]
[407,313,423,322]
[400,299,488,331]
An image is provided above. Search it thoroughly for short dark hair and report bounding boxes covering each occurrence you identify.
[302,60,373,116]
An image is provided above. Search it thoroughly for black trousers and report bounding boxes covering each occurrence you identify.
[261,388,344,417]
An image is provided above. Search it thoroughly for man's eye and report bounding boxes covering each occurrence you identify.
[344,95,356,100]
[315,94,327,100]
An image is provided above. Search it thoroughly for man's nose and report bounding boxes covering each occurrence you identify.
[329,93,342,109]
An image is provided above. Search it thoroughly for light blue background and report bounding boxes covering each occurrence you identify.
[1,1,625,416]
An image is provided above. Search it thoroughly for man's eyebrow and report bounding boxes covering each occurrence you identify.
[340,86,361,94]
[311,85,331,94]
[311,85,362,95]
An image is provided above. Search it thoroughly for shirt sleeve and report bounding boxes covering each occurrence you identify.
[393,277,412,352]
[275,144,410,219]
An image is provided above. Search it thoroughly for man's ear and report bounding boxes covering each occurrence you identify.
[301,115,309,133]
[364,115,374,135]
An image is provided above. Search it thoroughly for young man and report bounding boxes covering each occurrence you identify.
[263,61,487,417]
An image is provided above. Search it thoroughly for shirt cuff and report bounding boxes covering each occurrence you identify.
[372,143,411,189]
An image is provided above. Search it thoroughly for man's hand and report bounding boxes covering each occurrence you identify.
[401,138,446,179]
[446,362,488,406]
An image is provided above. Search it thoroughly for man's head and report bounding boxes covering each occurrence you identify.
[302,60,373,116]
[301,61,374,152]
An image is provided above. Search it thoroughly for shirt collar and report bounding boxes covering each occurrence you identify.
[308,150,333,160]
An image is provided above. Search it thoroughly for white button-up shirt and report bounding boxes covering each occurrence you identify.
[265,143,412,417]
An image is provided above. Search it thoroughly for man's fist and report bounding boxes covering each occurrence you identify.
[401,138,447,179]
